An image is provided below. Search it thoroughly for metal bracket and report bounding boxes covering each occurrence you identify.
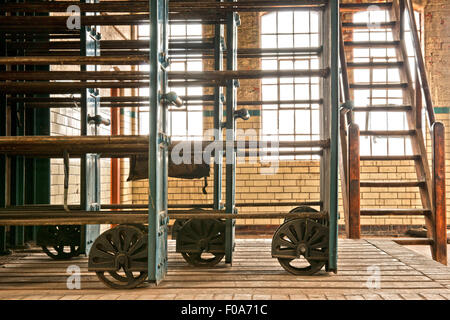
[235,13,241,27]
[340,100,354,111]
[234,108,250,121]
[159,52,170,69]
[161,91,183,107]
[220,36,226,51]
[158,132,171,147]
[88,114,111,126]
[63,150,70,212]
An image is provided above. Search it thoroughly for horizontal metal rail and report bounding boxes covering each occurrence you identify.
[0,210,328,226]
[0,136,330,157]
[1,0,327,13]
[6,201,322,211]
[0,69,329,81]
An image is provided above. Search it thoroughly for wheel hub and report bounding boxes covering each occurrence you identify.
[115,253,129,269]
[198,238,208,251]
[296,243,308,257]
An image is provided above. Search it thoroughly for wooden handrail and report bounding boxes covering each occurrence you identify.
[404,0,435,126]
[339,22,353,125]
[400,0,447,265]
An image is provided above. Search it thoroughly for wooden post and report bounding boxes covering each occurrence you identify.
[431,122,447,265]
[348,123,360,239]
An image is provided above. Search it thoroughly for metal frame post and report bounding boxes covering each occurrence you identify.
[148,0,169,283]
[225,0,238,264]
[9,0,25,248]
[80,0,101,255]
[321,0,339,272]
[328,0,340,272]
[213,0,224,211]
[0,0,7,254]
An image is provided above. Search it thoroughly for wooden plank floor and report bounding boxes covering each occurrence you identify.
[0,239,449,300]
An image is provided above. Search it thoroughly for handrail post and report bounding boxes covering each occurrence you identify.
[431,122,447,265]
[348,122,360,239]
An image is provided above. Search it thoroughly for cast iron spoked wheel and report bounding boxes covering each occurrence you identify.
[42,245,81,260]
[89,225,148,289]
[177,219,225,267]
[272,218,328,275]
[181,252,224,267]
[40,225,82,260]
[286,206,326,224]
[172,219,186,240]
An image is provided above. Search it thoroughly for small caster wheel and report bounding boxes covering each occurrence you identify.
[39,225,82,260]
[181,252,225,267]
[177,219,226,267]
[89,224,148,289]
[272,218,328,275]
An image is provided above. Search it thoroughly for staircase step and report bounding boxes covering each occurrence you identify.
[360,155,421,161]
[360,208,431,216]
[359,130,415,136]
[343,41,400,48]
[350,83,408,89]
[340,2,393,12]
[353,105,412,112]
[393,238,434,246]
[360,181,425,188]
[347,61,403,69]
[342,21,397,29]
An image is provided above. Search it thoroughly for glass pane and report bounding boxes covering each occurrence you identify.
[261,13,276,34]
[295,110,310,134]
[262,110,278,135]
[279,110,294,134]
[171,112,186,136]
[278,12,293,33]
[262,85,278,101]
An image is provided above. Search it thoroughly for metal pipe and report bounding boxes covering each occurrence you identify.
[1,1,326,13]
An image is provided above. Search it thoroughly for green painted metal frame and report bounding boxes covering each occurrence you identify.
[213,0,224,211]
[24,7,51,243]
[0,0,7,254]
[8,0,26,248]
[148,0,170,283]
[328,0,339,272]
[317,0,339,273]
[79,0,101,255]
[225,0,238,264]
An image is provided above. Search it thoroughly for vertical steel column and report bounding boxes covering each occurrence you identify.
[0,0,7,254]
[213,0,224,210]
[9,0,25,248]
[320,0,339,272]
[148,0,169,283]
[328,0,340,272]
[225,0,238,264]
[80,0,101,254]
[24,6,51,242]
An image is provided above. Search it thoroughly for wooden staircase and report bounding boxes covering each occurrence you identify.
[339,0,447,264]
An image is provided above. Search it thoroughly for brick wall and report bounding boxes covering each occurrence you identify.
[424,0,450,227]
